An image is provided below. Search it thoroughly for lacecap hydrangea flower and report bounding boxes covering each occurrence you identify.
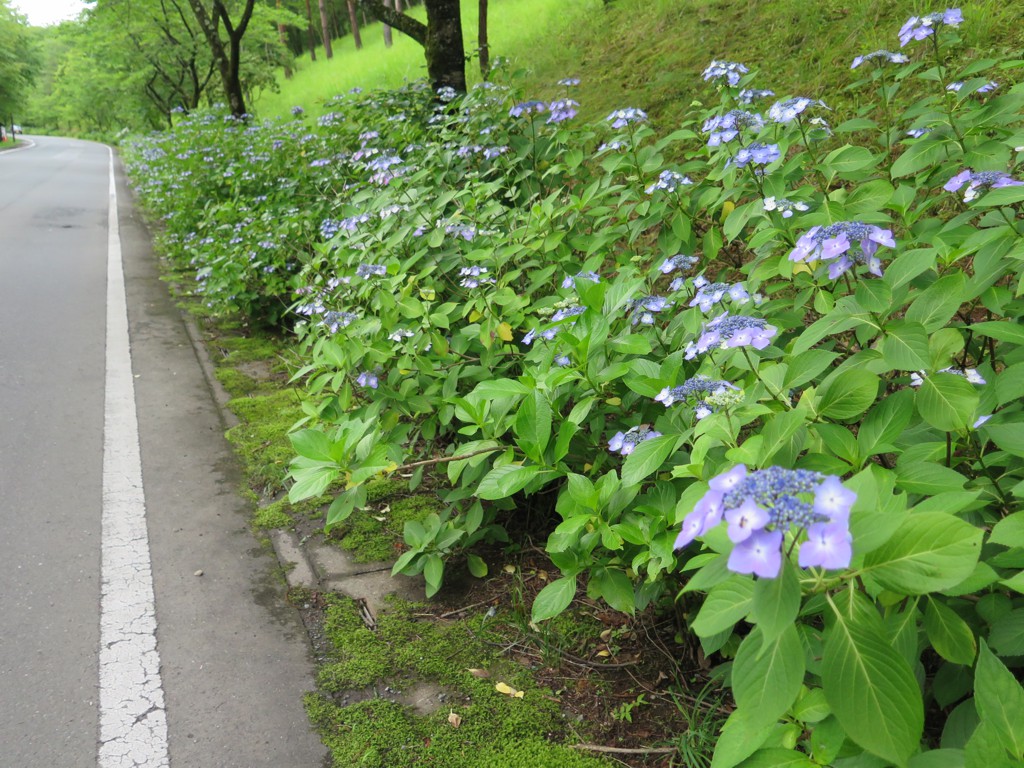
[356,371,379,389]
[608,425,662,456]
[702,110,765,147]
[768,97,826,124]
[909,366,986,387]
[944,169,1024,202]
[606,108,648,129]
[789,221,896,279]
[763,196,810,218]
[561,271,601,289]
[659,254,699,275]
[899,8,963,47]
[684,313,777,359]
[727,143,780,169]
[646,170,693,194]
[655,375,739,419]
[702,60,749,86]
[689,277,753,312]
[675,465,855,578]
[850,50,909,69]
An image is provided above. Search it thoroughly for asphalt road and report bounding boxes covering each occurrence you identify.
[0,136,327,767]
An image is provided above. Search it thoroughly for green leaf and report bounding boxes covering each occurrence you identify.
[858,389,914,456]
[908,749,967,768]
[784,349,839,389]
[466,554,488,578]
[824,144,878,176]
[816,369,879,420]
[288,465,337,502]
[970,320,1024,346]
[975,642,1024,759]
[424,554,444,598]
[290,429,335,462]
[916,374,980,432]
[531,575,578,622]
[589,567,635,614]
[863,513,983,594]
[515,390,552,461]
[476,464,544,500]
[711,707,775,768]
[988,609,1024,656]
[471,379,532,398]
[793,314,864,355]
[990,512,1024,547]
[609,334,653,354]
[982,424,1024,458]
[894,462,967,495]
[736,748,817,768]
[892,135,951,178]
[692,575,754,638]
[822,591,923,766]
[906,273,967,332]
[924,596,977,665]
[750,558,801,643]
[757,409,808,466]
[621,434,680,486]
[881,321,932,371]
[732,625,805,729]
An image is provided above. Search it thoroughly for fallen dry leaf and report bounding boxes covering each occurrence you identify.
[447,711,462,728]
[467,668,490,679]
[495,682,525,699]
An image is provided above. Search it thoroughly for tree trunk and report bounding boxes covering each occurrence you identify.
[424,0,466,93]
[382,0,393,48]
[304,0,317,61]
[318,0,333,58]
[347,0,362,50]
[186,0,256,118]
[478,0,489,79]
[277,0,292,78]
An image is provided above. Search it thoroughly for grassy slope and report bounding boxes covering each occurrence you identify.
[256,0,1024,129]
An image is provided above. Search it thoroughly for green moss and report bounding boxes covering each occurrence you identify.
[215,367,260,398]
[310,595,617,767]
[225,389,305,494]
[215,333,285,363]
[332,492,444,563]
[364,477,406,503]
[252,502,293,530]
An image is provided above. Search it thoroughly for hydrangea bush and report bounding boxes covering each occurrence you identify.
[125,11,1024,767]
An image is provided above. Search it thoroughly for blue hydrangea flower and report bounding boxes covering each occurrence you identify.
[321,311,359,334]
[907,127,932,138]
[763,196,810,218]
[899,8,964,46]
[768,97,827,124]
[547,99,580,124]
[737,88,775,105]
[356,371,379,389]
[660,254,699,275]
[674,466,855,578]
[702,60,749,86]
[910,367,986,387]
[684,313,777,359]
[654,375,737,419]
[645,170,694,194]
[558,77,581,87]
[459,266,494,288]
[551,305,586,323]
[789,221,896,279]
[944,169,1024,202]
[606,108,648,129]
[702,110,764,146]
[561,271,601,289]
[947,80,998,94]
[689,278,752,312]
[608,425,662,456]
[850,50,909,68]
[726,142,780,169]
[626,295,670,325]
[355,263,386,279]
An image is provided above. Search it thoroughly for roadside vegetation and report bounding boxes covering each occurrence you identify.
[123,2,1024,766]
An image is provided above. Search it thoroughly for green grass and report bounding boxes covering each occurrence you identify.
[257,0,1024,130]
[252,0,597,119]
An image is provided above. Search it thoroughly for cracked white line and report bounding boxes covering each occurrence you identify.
[99,149,170,768]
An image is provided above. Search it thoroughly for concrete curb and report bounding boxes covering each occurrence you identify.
[180,314,425,621]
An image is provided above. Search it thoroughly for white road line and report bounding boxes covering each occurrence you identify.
[99,149,170,768]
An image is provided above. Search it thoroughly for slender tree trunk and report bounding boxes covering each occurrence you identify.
[382,0,393,47]
[304,0,317,61]
[348,0,362,49]
[318,0,333,58]
[187,0,256,117]
[277,0,292,78]
[478,0,489,79]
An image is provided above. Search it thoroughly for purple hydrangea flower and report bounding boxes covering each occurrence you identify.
[356,371,379,389]
[726,142,780,169]
[702,60,749,87]
[689,280,752,312]
[737,88,775,105]
[320,311,359,334]
[547,99,580,124]
[561,271,601,289]
[702,110,764,147]
[910,367,986,387]
[763,196,810,218]
[899,8,964,46]
[659,254,699,274]
[943,169,1024,202]
[645,170,694,194]
[355,263,386,279]
[606,108,648,129]
[851,50,909,69]
[675,465,855,578]
[768,97,827,124]
[558,77,581,87]
[907,127,932,138]
[459,266,494,288]
[626,295,670,325]
[947,80,999,94]
[789,221,896,279]
[608,425,662,456]
[684,313,777,359]
[654,375,737,419]
[551,305,586,323]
